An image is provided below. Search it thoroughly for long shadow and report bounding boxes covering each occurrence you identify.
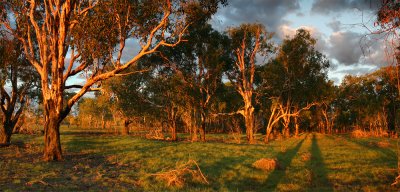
[341,136,396,162]
[199,156,255,191]
[260,135,307,191]
[197,137,305,191]
[308,134,333,191]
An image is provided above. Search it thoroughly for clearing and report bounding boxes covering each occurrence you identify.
[0,128,398,191]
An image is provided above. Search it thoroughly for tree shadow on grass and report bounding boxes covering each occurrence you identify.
[56,135,142,191]
[203,135,307,191]
[307,134,333,191]
[199,155,262,191]
[259,135,306,191]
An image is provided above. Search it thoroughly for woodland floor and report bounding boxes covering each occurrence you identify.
[0,127,399,191]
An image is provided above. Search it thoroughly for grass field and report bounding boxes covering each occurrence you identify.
[0,127,399,191]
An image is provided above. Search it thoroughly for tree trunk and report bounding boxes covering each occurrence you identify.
[199,111,206,142]
[0,122,12,145]
[169,118,177,141]
[264,129,271,143]
[168,107,178,141]
[191,125,198,142]
[244,104,255,144]
[101,116,106,129]
[171,125,177,141]
[294,116,299,137]
[43,112,62,161]
[283,126,290,138]
[123,119,130,135]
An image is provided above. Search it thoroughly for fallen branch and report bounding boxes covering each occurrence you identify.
[26,179,52,187]
[150,159,208,188]
[391,175,400,186]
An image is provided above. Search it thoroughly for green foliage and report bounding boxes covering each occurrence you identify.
[335,67,400,133]
[260,29,330,103]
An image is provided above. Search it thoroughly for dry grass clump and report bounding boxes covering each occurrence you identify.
[252,158,281,171]
[300,152,312,162]
[351,129,369,138]
[376,141,391,148]
[151,159,208,188]
[145,129,164,140]
[369,141,391,148]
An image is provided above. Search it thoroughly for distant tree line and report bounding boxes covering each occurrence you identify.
[74,26,399,143]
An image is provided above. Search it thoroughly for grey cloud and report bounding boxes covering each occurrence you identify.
[296,12,305,17]
[121,39,141,63]
[334,66,374,75]
[327,20,342,31]
[329,76,340,84]
[329,31,363,65]
[211,0,300,31]
[311,0,380,14]
[358,34,392,67]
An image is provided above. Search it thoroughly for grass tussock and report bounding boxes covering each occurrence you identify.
[369,141,392,148]
[252,158,281,171]
[351,129,391,138]
[145,129,164,140]
[351,129,370,138]
[300,152,312,162]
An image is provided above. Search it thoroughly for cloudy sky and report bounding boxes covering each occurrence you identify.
[210,0,388,84]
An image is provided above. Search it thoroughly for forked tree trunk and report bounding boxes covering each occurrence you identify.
[282,115,290,138]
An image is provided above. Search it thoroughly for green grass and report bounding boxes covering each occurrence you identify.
[0,128,399,191]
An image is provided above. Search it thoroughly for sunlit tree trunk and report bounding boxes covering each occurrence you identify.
[243,101,255,144]
[43,99,64,161]
[199,110,206,142]
[168,106,178,141]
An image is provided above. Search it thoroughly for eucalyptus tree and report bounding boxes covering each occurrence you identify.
[183,24,230,141]
[150,23,231,141]
[226,23,274,144]
[0,35,38,145]
[259,29,330,141]
[0,0,226,161]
